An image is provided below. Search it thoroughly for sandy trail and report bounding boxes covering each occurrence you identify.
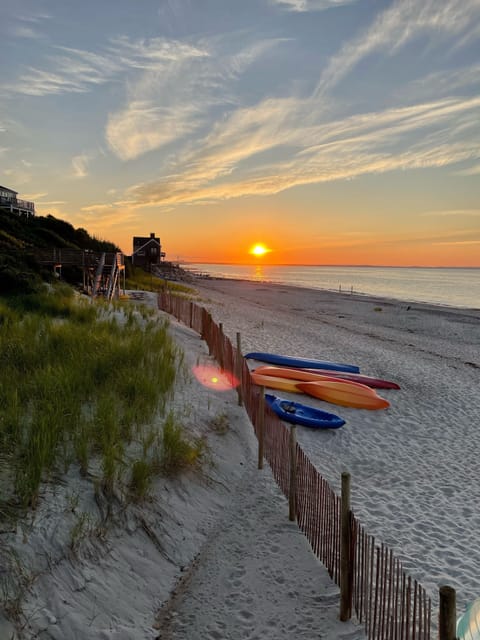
[155,460,365,640]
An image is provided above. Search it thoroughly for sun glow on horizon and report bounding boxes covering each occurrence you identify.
[249,243,271,257]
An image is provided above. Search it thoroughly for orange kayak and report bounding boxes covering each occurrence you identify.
[254,364,399,390]
[297,381,390,410]
[254,365,369,388]
[250,372,302,393]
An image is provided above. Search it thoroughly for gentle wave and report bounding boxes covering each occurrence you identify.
[185,264,480,309]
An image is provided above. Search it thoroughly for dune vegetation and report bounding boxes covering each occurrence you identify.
[125,264,194,296]
[0,284,206,519]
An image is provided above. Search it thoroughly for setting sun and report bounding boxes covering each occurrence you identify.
[249,243,271,257]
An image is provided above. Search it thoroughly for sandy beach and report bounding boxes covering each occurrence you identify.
[2,279,479,639]
[192,278,480,611]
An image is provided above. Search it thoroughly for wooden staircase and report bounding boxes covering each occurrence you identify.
[31,248,125,299]
[91,252,125,300]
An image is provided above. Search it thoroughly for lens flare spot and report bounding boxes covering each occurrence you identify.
[192,365,239,391]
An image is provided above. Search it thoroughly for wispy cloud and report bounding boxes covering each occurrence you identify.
[422,209,480,217]
[315,0,480,95]
[6,10,51,41]
[22,192,48,200]
[36,200,67,206]
[14,11,52,24]
[124,94,480,207]
[106,35,284,160]
[402,65,480,102]
[75,203,141,235]
[12,26,44,39]
[433,239,480,246]
[270,0,356,11]
[72,154,91,178]
[1,37,208,97]
[107,102,203,161]
[2,166,31,185]
[455,164,480,176]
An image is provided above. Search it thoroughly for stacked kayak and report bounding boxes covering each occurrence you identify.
[248,354,400,412]
[251,372,301,394]
[292,369,400,389]
[297,381,390,410]
[254,365,399,389]
[245,352,360,373]
[251,368,390,410]
[265,394,345,429]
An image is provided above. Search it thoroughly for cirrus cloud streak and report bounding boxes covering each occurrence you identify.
[124,94,480,207]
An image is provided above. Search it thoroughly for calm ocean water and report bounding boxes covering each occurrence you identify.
[185,264,480,310]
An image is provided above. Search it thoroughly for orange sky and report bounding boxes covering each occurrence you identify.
[4,0,480,268]
[79,186,479,267]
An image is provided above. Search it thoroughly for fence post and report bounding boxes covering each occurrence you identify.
[289,426,297,522]
[218,322,224,369]
[439,586,457,640]
[340,471,352,621]
[206,312,213,355]
[236,332,243,406]
[189,301,193,328]
[258,386,265,470]
[201,308,207,342]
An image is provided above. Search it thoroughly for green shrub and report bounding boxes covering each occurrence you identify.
[129,459,154,501]
[159,412,205,474]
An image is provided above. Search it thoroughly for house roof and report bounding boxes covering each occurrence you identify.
[0,186,18,195]
[132,237,161,255]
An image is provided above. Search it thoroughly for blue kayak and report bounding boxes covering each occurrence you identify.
[265,394,345,429]
[245,351,360,374]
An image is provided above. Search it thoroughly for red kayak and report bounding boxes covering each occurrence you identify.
[283,366,400,389]
[254,365,374,388]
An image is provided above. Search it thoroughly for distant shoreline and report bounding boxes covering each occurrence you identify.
[189,271,480,316]
[184,263,480,311]
[183,262,480,270]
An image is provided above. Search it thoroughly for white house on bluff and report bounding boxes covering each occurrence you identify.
[132,233,165,269]
[0,186,35,217]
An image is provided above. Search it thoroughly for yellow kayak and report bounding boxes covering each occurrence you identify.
[250,372,302,393]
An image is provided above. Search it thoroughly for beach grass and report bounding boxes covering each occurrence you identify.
[0,285,192,513]
[125,265,193,296]
[157,411,206,475]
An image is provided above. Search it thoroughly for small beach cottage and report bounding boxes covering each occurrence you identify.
[0,186,35,217]
[132,233,165,269]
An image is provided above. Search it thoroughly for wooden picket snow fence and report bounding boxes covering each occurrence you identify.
[158,292,435,640]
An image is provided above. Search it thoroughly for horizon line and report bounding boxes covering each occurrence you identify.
[178,261,480,269]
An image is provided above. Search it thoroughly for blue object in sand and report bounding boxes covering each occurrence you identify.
[265,393,345,429]
[245,351,360,374]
